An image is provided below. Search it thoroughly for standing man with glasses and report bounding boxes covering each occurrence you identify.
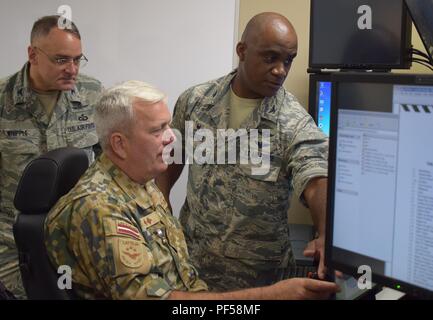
[0,15,102,298]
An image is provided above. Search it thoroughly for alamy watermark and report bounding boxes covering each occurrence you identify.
[357,5,372,30]
[57,265,72,290]
[162,121,271,175]
[357,265,372,290]
[57,5,72,30]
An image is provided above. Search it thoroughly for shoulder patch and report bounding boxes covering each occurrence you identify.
[116,221,142,240]
[118,238,146,268]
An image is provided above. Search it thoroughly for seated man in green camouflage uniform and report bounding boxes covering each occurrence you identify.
[0,15,102,298]
[44,81,338,299]
[157,12,330,291]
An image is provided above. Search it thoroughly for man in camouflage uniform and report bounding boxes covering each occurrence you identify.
[0,15,102,298]
[157,12,329,291]
[45,81,338,299]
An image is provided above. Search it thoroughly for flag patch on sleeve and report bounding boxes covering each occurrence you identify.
[116,221,142,240]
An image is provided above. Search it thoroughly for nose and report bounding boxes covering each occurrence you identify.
[162,127,176,145]
[271,62,287,78]
[64,61,79,74]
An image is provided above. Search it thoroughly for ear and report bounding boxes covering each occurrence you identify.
[110,132,128,160]
[236,42,247,62]
[28,46,37,65]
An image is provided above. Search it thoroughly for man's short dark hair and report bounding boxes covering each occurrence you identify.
[30,15,81,44]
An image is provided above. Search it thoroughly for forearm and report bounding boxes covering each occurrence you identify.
[303,177,327,236]
[168,286,271,300]
[168,278,339,300]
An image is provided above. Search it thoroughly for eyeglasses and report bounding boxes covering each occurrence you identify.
[33,46,88,68]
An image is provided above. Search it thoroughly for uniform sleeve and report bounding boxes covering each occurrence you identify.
[171,88,192,135]
[169,88,196,164]
[74,203,173,300]
[284,109,329,206]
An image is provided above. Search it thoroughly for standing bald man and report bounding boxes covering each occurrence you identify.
[0,15,102,298]
[157,13,329,291]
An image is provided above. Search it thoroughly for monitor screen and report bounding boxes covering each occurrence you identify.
[405,0,433,62]
[308,74,333,136]
[326,73,433,298]
[309,0,412,70]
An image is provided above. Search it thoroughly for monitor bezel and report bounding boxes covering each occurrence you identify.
[308,0,413,70]
[325,72,433,299]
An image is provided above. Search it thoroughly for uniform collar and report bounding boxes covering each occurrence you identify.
[98,153,157,211]
[251,87,285,127]
[11,63,34,105]
[205,70,285,129]
[11,62,84,106]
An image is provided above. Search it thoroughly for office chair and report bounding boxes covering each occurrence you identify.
[13,147,89,299]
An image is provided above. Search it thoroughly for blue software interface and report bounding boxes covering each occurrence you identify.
[317,81,331,136]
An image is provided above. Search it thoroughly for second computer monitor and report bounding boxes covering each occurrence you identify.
[309,0,412,70]
[308,73,333,136]
[326,72,433,298]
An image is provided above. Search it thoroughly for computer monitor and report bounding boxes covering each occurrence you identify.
[308,74,333,136]
[405,0,433,63]
[326,72,433,298]
[309,0,412,70]
[309,73,374,300]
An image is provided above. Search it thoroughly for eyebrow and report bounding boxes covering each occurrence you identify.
[150,120,170,131]
[261,50,297,62]
[260,49,297,56]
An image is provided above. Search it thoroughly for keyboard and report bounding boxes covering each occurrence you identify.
[287,223,317,278]
[286,264,317,278]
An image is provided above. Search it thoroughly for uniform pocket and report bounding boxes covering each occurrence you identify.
[65,123,98,149]
[0,129,41,155]
[65,105,98,149]
[165,222,189,260]
[238,162,281,182]
[0,136,40,181]
[64,122,98,164]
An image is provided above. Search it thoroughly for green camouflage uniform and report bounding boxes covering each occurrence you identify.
[171,70,328,291]
[0,63,102,298]
[45,153,207,299]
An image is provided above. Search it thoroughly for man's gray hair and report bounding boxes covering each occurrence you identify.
[95,80,166,150]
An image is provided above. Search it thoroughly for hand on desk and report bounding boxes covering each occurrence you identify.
[272,277,340,300]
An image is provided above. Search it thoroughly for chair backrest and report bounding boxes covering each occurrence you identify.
[13,147,89,299]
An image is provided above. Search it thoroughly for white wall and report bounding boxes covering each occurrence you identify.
[0,0,238,216]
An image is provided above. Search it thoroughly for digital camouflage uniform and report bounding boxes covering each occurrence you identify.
[171,70,328,291]
[0,63,102,298]
[45,153,207,299]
